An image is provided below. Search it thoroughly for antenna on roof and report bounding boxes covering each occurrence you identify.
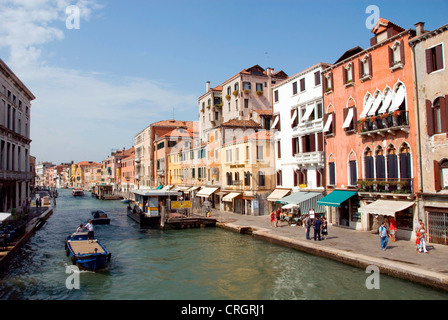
[172,107,175,120]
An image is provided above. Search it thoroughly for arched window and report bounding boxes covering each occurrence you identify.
[387,145,398,180]
[328,155,336,186]
[364,147,374,179]
[399,143,412,180]
[348,152,357,186]
[375,146,385,180]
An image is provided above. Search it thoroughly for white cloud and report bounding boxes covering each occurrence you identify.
[0,0,197,163]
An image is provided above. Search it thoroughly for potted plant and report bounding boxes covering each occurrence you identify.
[225,94,231,101]
[232,90,239,97]
[256,90,263,96]
[243,89,250,95]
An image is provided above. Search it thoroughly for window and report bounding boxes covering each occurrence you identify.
[243,82,251,91]
[324,73,333,92]
[256,146,264,161]
[348,159,357,186]
[328,161,335,185]
[244,171,250,186]
[364,148,374,179]
[375,147,386,179]
[301,134,316,153]
[426,44,444,73]
[276,170,283,186]
[258,171,265,187]
[274,90,279,102]
[292,137,298,156]
[292,81,297,95]
[314,71,321,86]
[359,54,373,80]
[426,97,447,135]
[256,83,263,92]
[387,146,398,179]
[399,144,412,180]
[342,106,356,132]
[300,78,306,92]
[226,172,232,185]
[245,146,250,161]
[277,141,281,158]
[343,63,354,85]
[244,99,249,108]
[236,147,240,162]
[323,111,335,135]
[434,159,448,191]
[389,40,405,69]
[226,149,232,163]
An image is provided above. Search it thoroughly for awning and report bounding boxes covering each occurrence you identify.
[161,185,173,191]
[267,188,291,202]
[186,186,200,192]
[172,186,190,192]
[378,89,393,114]
[368,93,383,116]
[342,108,354,128]
[317,190,358,207]
[272,115,279,128]
[0,213,11,222]
[360,94,373,118]
[196,187,219,198]
[276,191,326,213]
[389,85,406,112]
[302,104,315,122]
[358,200,414,216]
[222,192,241,202]
[156,185,163,190]
[290,109,298,125]
[323,113,333,132]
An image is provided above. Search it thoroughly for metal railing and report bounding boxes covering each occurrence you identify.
[357,178,414,194]
[357,110,409,133]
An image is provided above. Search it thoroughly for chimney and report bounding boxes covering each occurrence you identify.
[266,67,274,76]
[206,81,210,92]
[415,22,425,36]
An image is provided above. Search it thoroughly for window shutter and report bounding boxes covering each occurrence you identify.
[425,48,433,74]
[277,141,281,158]
[352,107,357,131]
[426,99,435,136]
[358,59,363,78]
[343,68,347,84]
[317,132,323,151]
[301,136,306,153]
[322,74,327,91]
[291,138,296,156]
[389,46,394,68]
[368,54,373,77]
[329,162,335,185]
[435,45,444,70]
[440,96,448,133]
[370,36,377,46]
[400,40,405,65]
[434,160,441,191]
[351,64,355,81]
[309,133,316,152]
[399,153,411,179]
[293,170,298,187]
[376,155,385,179]
[387,154,398,179]
[330,73,334,90]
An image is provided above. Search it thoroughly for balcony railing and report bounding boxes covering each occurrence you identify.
[357,110,409,136]
[294,151,324,166]
[357,178,413,194]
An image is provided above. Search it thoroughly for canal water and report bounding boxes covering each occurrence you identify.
[0,188,447,300]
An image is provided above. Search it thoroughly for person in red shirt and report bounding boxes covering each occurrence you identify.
[389,216,397,242]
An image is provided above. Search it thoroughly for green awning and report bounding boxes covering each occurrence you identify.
[276,191,325,213]
[317,190,358,207]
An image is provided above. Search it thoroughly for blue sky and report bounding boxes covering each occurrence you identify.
[1,0,447,164]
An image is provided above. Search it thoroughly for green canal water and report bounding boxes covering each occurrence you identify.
[0,188,447,300]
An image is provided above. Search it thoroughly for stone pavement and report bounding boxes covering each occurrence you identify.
[209,209,448,292]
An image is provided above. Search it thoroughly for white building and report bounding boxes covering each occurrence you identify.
[270,63,331,212]
[0,59,36,211]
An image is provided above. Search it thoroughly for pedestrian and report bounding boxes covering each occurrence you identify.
[379,221,388,250]
[389,216,397,242]
[304,214,311,240]
[321,217,328,240]
[76,224,83,233]
[313,216,322,241]
[270,210,276,228]
[84,220,94,242]
[275,209,281,227]
[418,223,429,253]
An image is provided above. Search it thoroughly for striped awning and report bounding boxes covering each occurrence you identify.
[276,191,325,213]
[222,192,241,202]
[358,200,414,216]
[267,188,291,202]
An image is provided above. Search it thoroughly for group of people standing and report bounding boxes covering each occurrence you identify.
[303,214,328,241]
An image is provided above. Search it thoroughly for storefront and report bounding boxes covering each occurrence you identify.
[358,199,415,239]
[317,190,359,228]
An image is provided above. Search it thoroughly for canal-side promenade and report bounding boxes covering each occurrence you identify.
[211,209,448,293]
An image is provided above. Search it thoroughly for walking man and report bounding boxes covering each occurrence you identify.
[379,221,388,250]
[304,214,311,240]
[313,216,322,241]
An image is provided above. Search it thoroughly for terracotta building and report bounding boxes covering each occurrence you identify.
[319,18,419,238]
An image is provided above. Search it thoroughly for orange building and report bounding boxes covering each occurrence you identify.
[319,18,419,237]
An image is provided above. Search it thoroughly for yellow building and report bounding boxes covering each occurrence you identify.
[220,129,274,215]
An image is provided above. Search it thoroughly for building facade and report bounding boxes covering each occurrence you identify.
[320,19,419,238]
[0,59,35,212]
[410,22,448,245]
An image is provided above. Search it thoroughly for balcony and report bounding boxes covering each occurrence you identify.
[357,110,409,137]
[293,119,323,136]
[357,178,414,196]
[294,151,324,167]
[0,170,34,181]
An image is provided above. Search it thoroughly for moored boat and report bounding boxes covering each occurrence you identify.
[91,210,111,225]
[65,232,111,271]
[72,188,84,197]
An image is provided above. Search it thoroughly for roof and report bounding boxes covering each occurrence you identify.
[151,120,195,130]
[157,127,197,140]
[221,119,261,128]
[253,109,273,116]
[371,18,405,34]
[223,130,271,146]
[334,46,364,64]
